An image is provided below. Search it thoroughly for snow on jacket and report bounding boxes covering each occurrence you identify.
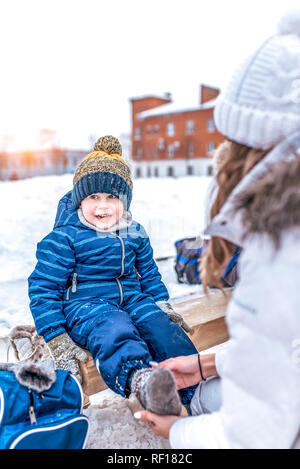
[170,133,300,449]
[28,191,169,343]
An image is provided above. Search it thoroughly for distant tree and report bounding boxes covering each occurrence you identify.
[10,172,18,181]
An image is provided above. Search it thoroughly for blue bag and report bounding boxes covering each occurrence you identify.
[174,237,240,286]
[0,365,89,449]
[174,237,202,284]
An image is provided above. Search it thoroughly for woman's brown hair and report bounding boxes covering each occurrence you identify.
[200,140,270,291]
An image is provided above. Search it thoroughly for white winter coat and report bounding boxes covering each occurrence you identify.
[170,133,300,449]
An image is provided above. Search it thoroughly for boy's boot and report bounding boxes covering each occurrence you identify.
[130,367,182,416]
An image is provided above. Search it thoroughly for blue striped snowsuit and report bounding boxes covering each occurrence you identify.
[28,191,197,402]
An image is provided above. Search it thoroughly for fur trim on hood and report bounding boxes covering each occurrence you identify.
[234,156,300,247]
[0,359,56,392]
[9,325,51,362]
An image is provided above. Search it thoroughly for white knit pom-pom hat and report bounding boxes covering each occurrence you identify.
[214,10,300,150]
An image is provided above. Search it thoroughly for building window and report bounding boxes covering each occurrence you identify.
[154,167,159,177]
[134,127,141,140]
[63,156,68,169]
[136,147,143,160]
[147,167,151,177]
[167,122,175,136]
[158,138,165,151]
[146,147,152,159]
[146,125,152,136]
[167,166,174,177]
[168,144,174,158]
[187,165,194,175]
[186,120,195,135]
[188,143,195,157]
[207,119,215,132]
[207,142,215,155]
[207,165,213,176]
[154,125,160,135]
[136,167,142,178]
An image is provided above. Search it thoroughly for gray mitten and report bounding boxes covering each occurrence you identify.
[156,301,191,333]
[130,367,182,416]
[47,333,88,383]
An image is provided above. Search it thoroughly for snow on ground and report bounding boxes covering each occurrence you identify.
[0,173,213,449]
[84,342,227,449]
[84,390,171,449]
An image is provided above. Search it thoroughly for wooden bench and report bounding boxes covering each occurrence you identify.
[79,288,232,396]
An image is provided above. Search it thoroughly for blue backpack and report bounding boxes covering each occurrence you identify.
[174,237,240,286]
[0,366,89,449]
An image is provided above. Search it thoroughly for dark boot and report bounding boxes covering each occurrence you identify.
[131,367,182,416]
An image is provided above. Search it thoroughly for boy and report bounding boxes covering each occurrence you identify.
[28,136,197,415]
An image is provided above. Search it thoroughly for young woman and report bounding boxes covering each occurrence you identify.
[135,10,300,449]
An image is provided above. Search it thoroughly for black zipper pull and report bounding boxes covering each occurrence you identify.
[28,390,37,424]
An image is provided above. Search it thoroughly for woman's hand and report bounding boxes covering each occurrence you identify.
[134,410,182,439]
[154,355,200,389]
[151,353,217,390]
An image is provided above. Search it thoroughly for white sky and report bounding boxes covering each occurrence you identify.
[0,0,299,150]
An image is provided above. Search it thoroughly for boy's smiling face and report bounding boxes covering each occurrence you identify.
[80,193,124,230]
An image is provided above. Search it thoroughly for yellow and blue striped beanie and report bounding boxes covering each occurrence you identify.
[72,135,133,210]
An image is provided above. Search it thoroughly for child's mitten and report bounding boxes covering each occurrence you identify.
[156,301,191,333]
[47,333,88,383]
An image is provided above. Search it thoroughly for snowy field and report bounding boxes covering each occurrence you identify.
[0,173,213,449]
[0,173,212,337]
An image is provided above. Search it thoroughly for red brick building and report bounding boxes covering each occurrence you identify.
[130,84,225,178]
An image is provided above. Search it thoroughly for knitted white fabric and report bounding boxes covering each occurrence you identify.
[214,10,300,150]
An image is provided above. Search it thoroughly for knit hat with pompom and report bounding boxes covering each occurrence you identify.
[72,135,133,210]
[214,9,300,150]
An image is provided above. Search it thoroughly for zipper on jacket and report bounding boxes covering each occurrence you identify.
[66,273,77,300]
[111,233,125,305]
[71,273,78,293]
[115,278,124,305]
[114,234,125,277]
[28,390,37,424]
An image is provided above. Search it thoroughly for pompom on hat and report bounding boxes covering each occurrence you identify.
[214,9,300,150]
[72,135,133,210]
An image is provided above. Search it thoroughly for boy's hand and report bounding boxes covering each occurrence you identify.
[156,301,191,333]
[47,333,88,382]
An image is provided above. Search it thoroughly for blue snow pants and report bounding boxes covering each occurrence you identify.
[64,290,198,404]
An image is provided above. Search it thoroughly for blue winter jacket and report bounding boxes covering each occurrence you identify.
[28,191,169,342]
